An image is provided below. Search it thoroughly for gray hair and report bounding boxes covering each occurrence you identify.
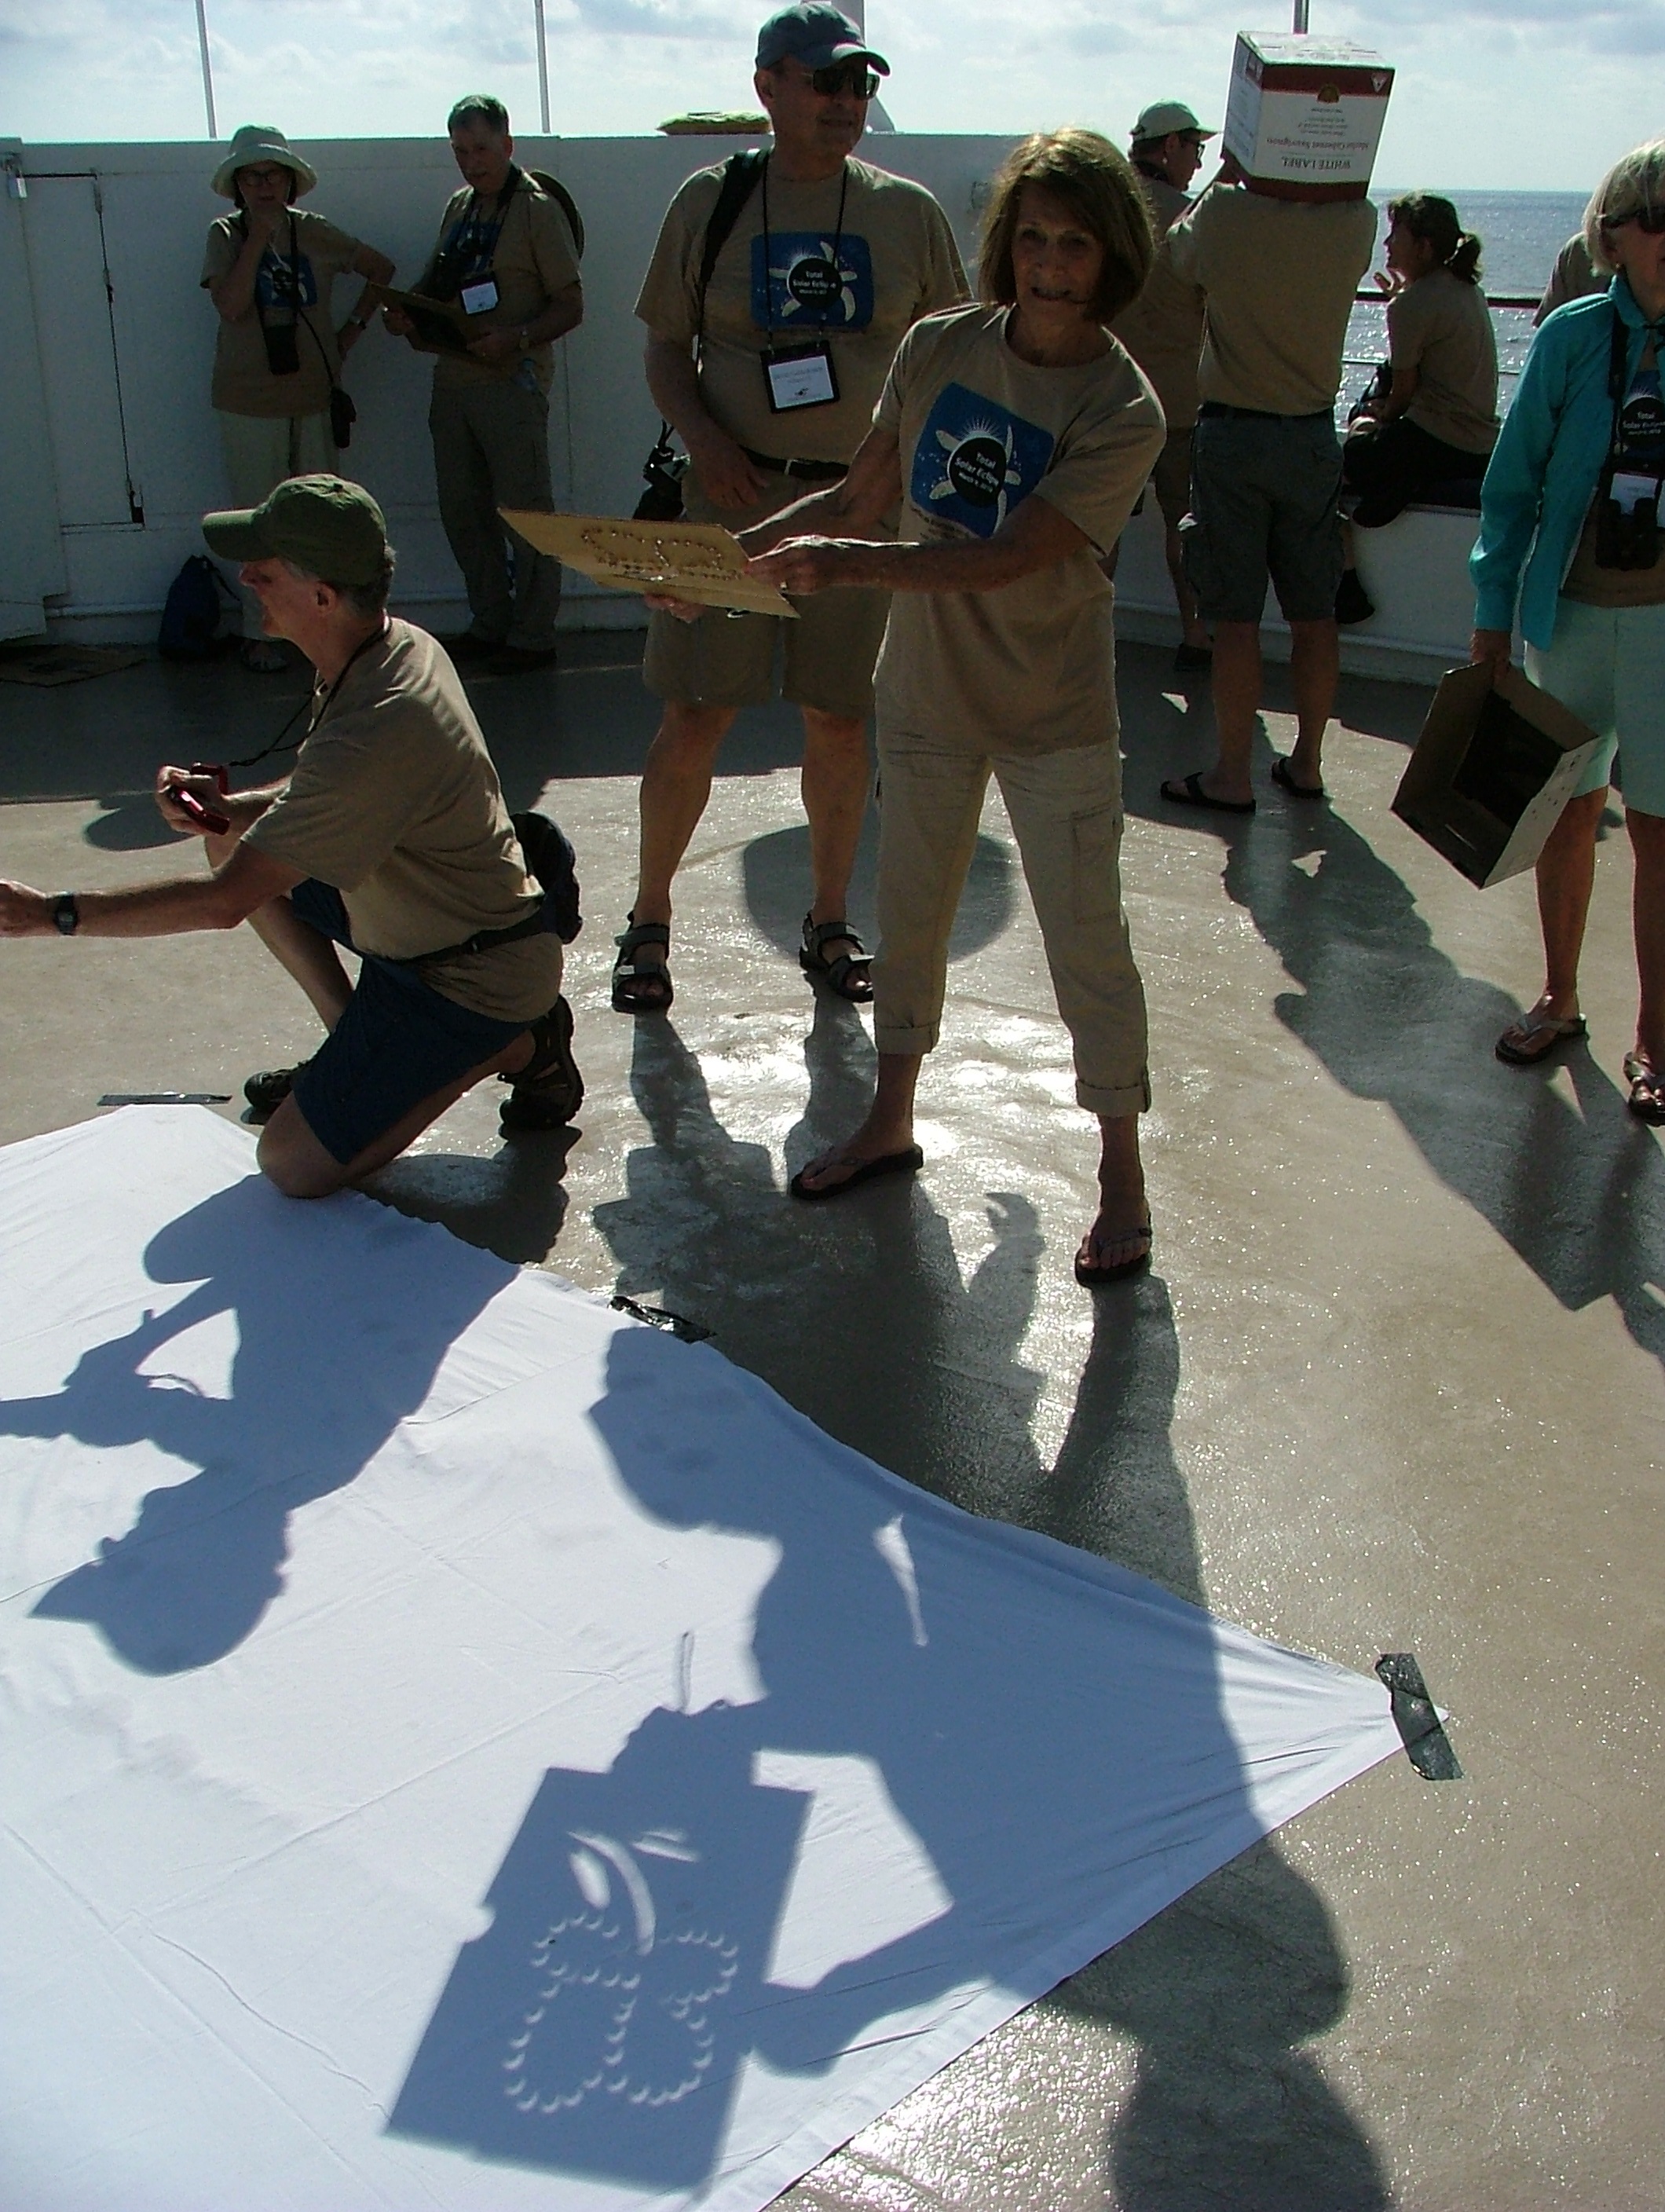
[282,551,396,621]
[1585,137,1665,270]
[448,93,510,137]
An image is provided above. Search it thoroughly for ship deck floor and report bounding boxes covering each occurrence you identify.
[2,632,1661,2212]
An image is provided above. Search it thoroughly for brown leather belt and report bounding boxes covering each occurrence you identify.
[741,447,848,482]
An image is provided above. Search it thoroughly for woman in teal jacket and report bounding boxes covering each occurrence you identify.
[1471,139,1665,1122]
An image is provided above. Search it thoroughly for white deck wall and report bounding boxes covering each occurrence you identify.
[0,132,1473,681]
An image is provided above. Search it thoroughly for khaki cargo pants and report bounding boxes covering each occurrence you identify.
[872,733,1151,1118]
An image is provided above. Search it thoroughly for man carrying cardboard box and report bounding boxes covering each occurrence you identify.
[1157,37,1384,811]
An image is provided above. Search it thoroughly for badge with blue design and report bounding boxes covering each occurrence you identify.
[751,233,874,330]
[909,383,1056,539]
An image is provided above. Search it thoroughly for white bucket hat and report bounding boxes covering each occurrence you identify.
[210,123,318,201]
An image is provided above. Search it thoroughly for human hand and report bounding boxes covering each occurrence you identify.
[0,881,51,937]
[1469,628,1513,675]
[246,204,286,252]
[156,766,228,837]
[467,328,524,365]
[747,537,871,595]
[642,592,707,624]
[689,431,770,512]
[382,306,415,340]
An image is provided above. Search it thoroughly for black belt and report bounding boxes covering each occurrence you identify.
[1198,401,1333,424]
[742,447,848,482]
[406,901,549,966]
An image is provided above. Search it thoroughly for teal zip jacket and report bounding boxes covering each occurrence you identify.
[1469,275,1660,649]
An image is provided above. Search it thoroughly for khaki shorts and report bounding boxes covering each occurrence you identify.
[1150,427,1195,529]
[643,471,891,719]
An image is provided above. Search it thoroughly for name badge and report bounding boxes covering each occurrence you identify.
[460,276,500,316]
[1611,470,1661,516]
[763,342,839,413]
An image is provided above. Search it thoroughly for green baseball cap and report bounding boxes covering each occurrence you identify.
[202,475,390,587]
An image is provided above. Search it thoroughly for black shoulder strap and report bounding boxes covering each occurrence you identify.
[527,169,585,260]
[696,148,767,327]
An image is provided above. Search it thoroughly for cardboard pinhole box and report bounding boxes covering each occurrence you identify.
[1391,661,1603,888]
[1223,32,1394,200]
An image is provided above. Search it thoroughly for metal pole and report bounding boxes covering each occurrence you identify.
[194,0,218,138]
[534,0,551,134]
[1292,0,1309,27]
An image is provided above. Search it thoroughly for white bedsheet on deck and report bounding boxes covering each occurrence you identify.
[0,1109,1402,2212]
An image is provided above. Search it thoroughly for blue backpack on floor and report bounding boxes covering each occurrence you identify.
[159,556,237,660]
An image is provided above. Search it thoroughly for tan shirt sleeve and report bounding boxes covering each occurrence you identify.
[528,194,580,297]
[201,217,236,287]
[1385,282,1431,375]
[920,205,971,316]
[244,712,438,892]
[633,175,714,346]
[1030,365,1166,556]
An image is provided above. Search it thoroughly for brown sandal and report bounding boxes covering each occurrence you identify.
[1624,1050,1665,1125]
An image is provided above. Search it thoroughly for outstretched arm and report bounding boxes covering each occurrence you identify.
[750,480,1089,598]
[0,841,302,939]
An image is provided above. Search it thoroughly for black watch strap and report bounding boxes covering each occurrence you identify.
[53,893,79,936]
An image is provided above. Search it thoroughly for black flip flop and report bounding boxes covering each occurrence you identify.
[1160,772,1256,815]
[1074,1223,1154,1287]
[1271,756,1326,800]
[789,1144,924,1203]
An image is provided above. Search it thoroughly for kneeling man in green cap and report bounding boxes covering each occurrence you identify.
[0,476,580,1197]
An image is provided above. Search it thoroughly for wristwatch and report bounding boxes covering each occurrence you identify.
[53,892,79,936]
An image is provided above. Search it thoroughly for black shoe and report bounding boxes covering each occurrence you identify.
[436,631,503,663]
[487,643,560,675]
[499,995,584,1129]
[1335,569,1375,625]
[243,1058,310,1123]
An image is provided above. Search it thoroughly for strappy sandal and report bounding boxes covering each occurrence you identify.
[611,916,674,1015]
[499,995,584,1129]
[1495,1003,1587,1066]
[1624,1050,1665,1126]
[799,914,874,1003]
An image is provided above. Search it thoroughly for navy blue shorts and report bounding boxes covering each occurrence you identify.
[287,880,529,1165]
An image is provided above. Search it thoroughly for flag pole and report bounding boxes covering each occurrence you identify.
[534,0,551,133]
[194,0,218,137]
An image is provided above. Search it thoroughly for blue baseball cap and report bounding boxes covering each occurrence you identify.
[756,4,889,75]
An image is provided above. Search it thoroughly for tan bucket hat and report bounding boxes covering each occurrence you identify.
[210,123,318,201]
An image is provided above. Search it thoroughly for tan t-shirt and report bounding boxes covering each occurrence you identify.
[872,305,1165,756]
[635,155,968,464]
[1388,267,1498,455]
[245,621,562,1022]
[1536,233,1605,327]
[1111,172,1204,432]
[202,210,362,419]
[426,176,581,394]
[1166,185,1376,416]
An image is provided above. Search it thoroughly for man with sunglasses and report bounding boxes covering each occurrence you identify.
[619,2,967,1015]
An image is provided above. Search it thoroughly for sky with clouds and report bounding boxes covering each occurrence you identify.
[1,0,1656,189]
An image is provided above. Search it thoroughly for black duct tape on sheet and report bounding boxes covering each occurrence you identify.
[1376,1652,1463,1780]
[609,1294,712,1344]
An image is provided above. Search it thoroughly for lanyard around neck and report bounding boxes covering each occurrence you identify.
[758,155,850,338]
[308,621,390,738]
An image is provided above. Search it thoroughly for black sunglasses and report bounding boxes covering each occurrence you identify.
[1603,206,1665,236]
[807,62,880,97]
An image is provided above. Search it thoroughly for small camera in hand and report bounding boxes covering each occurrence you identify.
[634,434,688,522]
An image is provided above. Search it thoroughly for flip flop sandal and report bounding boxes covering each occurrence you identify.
[789,1144,924,1202]
[800,914,874,1003]
[1624,1051,1665,1125]
[499,994,584,1129]
[1495,1007,1587,1066]
[611,917,674,1015]
[1271,756,1326,800]
[1160,771,1256,815]
[1074,1220,1154,1287]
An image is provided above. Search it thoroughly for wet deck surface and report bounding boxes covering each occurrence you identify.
[2,632,1662,2210]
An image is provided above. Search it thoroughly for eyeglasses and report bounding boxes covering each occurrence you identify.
[808,63,880,97]
[1602,206,1665,236]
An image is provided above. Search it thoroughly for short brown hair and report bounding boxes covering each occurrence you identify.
[978,128,1154,325]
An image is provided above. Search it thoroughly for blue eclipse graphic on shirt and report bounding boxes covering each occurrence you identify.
[750,233,874,330]
[255,251,320,310]
[909,383,1056,538]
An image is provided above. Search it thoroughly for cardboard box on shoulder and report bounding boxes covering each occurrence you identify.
[1224,32,1393,201]
[1391,661,1602,889]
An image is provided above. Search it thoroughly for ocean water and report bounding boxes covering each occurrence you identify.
[1341,189,1589,414]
